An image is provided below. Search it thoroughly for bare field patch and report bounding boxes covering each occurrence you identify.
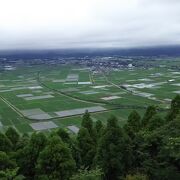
[55,106,106,117]
[61,88,79,93]
[66,74,79,82]
[21,108,52,120]
[28,86,43,90]
[78,82,92,85]
[24,95,54,101]
[101,96,121,101]
[16,94,33,98]
[80,90,99,95]
[52,79,65,83]
[30,121,57,130]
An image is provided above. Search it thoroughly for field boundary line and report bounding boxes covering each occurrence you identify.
[37,71,168,112]
[89,71,94,84]
[101,71,166,105]
[0,95,23,117]
[37,72,105,106]
[0,93,121,121]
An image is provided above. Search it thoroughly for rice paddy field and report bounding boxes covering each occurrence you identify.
[0,61,179,134]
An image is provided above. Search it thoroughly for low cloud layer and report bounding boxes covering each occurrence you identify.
[0,0,180,49]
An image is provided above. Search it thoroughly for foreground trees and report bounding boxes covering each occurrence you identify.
[0,95,179,180]
[77,127,95,168]
[166,95,180,121]
[16,132,47,178]
[37,136,75,179]
[96,116,131,180]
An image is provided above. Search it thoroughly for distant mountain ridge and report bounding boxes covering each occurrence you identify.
[0,45,180,59]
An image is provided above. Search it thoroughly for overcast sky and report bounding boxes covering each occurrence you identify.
[0,0,180,50]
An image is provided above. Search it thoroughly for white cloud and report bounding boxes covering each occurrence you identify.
[0,0,180,49]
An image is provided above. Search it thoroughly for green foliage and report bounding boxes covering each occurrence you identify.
[166,95,180,121]
[160,137,180,164]
[125,110,141,138]
[15,133,29,150]
[0,167,25,180]
[171,94,180,112]
[81,110,94,138]
[125,173,148,180]
[70,168,103,180]
[128,110,141,131]
[0,151,15,170]
[70,138,82,170]
[95,120,103,136]
[96,116,129,180]
[77,127,96,168]
[5,127,20,147]
[0,133,12,153]
[16,132,47,178]
[131,111,180,179]
[57,128,71,144]
[36,135,75,180]
[146,115,164,131]
[142,106,157,127]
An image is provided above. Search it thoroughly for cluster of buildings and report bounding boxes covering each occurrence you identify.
[0,55,177,72]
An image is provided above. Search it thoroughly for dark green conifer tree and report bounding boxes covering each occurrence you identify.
[166,95,180,121]
[77,127,96,168]
[142,106,157,127]
[125,110,141,138]
[96,116,128,180]
[0,133,12,153]
[36,136,75,180]
[5,127,20,147]
[16,132,47,178]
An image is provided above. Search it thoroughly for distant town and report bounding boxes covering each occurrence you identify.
[0,55,180,73]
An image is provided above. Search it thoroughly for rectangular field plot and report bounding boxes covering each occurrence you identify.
[133,91,154,98]
[61,88,79,93]
[0,89,12,93]
[21,108,52,120]
[16,94,33,98]
[78,71,91,82]
[78,82,92,85]
[173,91,180,94]
[172,83,180,87]
[101,96,121,101]
[66,74,79,82]
[92,85,111,89]
[55,106,106,117]
[30,114,52,120]
[80,90,99,95]
[24,95,54,101]
[64,82,77,85]
[52,79,65,83]
[28,86,43,90]
[30,121,58,131]
[122,82,166,89]
[110,92,126,95]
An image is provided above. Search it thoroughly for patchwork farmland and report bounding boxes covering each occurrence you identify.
[0,64,179,134]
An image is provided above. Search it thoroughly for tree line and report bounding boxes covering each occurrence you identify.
[0,95,180,180]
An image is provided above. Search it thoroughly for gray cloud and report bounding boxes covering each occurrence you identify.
[0,0,180,49]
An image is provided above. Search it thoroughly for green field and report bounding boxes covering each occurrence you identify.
[0,61,179,134]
